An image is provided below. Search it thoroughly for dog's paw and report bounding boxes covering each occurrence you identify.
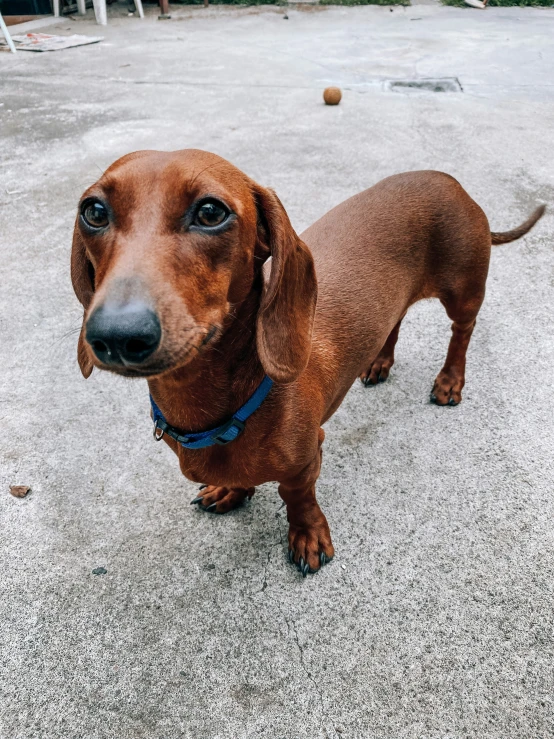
[288,525,334,577]
[190,485,255,514]
[430,371,464,406]
[360,356,393,386]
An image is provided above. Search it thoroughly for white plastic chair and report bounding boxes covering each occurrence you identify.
[0,12,17,52]
[52,0,143,26]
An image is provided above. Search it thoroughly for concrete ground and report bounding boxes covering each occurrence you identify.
[1,4,554,737]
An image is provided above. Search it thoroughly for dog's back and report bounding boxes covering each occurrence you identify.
[301,172,486,397]
[302,170,543,415]
[303,170,489,313]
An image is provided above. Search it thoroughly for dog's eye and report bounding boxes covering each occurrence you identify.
[195,201,229,228]
[81,200,109,229]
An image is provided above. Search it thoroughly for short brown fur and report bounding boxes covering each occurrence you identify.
[72,150,545,574]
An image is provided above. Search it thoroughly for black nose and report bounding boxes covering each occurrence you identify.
[86,302,161,366]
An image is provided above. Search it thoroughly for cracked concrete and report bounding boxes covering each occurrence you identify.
[1,3,554,737]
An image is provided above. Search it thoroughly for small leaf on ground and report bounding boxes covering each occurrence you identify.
[9,485,31,498]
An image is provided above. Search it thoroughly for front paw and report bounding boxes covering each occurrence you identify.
[430,370,464,406]
[359,355,393,386]
[288,524,334,577]
[190,485,254,514]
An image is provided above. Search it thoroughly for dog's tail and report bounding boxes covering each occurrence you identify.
[491,204,546,245]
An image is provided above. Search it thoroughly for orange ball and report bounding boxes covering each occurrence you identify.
[323,87,342,106]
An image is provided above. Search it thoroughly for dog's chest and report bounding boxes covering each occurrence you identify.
[171,423,305,488]
[173,437,275,488]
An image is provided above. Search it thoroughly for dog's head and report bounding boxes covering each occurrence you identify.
[71,149,317,384]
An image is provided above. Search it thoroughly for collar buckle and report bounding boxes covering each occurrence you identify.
[212,417,245,445]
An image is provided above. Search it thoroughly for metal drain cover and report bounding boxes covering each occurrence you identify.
[387,78,462,93]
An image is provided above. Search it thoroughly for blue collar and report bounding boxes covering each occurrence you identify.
[150,375,274,450]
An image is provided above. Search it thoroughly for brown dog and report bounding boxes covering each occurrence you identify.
[71,150,545,576]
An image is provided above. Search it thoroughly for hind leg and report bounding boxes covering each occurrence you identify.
[431,294,484,406]
[360,319,402,386]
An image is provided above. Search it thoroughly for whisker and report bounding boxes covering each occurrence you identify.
[51,325,81,348]
[226,308,252,334]
[188,161,226,189]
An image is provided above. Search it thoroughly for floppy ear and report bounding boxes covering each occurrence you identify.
[253,185,318,384]
[71,225,95,378]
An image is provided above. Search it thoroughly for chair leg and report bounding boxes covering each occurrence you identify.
[92,0,107,24]
[76,0,86,14]
[135,0,144,18]
[52,0,60,16]
[0,13,17,53]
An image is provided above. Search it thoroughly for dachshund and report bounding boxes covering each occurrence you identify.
[71,150,545,576]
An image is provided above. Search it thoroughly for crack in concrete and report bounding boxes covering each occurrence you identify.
[282,610,336,739]
[260,550,271,593]
[275,507,286,547]
[257,516,336,738]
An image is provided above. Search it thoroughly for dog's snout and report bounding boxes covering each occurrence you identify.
[86,302,161,366]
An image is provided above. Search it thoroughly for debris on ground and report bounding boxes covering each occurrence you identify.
[0,33,103,52]
[9,485,31,498]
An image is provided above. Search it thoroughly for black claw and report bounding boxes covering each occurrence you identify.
[448,398,457,406]
[302,562,309,577]
[288,549,295,564]
[190,496,203,505]
[199,484,208,490]
[378,374,386,383]
[205,503,217,513]
[298,557,305,572]
[430,393,437,403]
[320,551,326,566]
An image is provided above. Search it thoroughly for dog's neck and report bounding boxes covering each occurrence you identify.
[147,287,266,433]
